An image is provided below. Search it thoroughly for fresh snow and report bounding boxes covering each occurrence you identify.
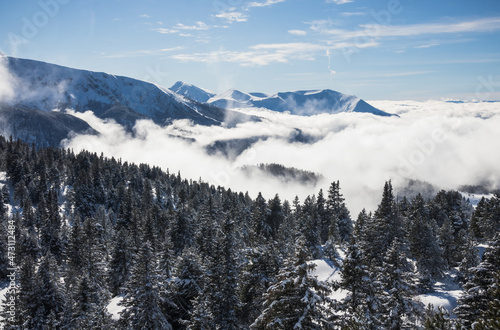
[106,295,125,320]
[418,270,463,313]
[310,258,347,301]
[459,191,495,208]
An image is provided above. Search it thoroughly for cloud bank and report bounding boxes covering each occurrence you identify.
[62,100,500,215]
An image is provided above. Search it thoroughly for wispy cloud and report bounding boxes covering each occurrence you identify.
[288,29,308,36]
[377,71,435,78]
[139,14,150,18]
[246,0,286,9]
[313,17,500,40]
[101,47,183,59]
[171,41,379,66]
[326,0,354,4]
[214,10,248,23]
[172,43,325,66]
[341,11,365,16]
[414,43,440,49]
[152,21,209,35]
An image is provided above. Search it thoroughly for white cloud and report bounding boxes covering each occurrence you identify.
[172,43,327,66]
[341,11,365,16]
[246,0,286,9]
[101,47,183,59]
[152,28,179,34]
[63,101,500,215]
[214,11,248,23]
[139,14,150,18]
[174,21,209,31]
[288,29,308,36]
[313,17,500,41]
[326,0,354,4]
[151,21,209,35]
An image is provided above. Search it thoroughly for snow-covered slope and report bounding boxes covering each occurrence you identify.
[2,57,251,127]
[205,88,396,117]
[169,81,216,103]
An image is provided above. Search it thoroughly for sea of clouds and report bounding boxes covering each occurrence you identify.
[61,100,500,215]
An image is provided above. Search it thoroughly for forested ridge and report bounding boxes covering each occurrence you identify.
[0,136,499,329]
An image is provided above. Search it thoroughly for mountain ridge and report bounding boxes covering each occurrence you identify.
[170,81,396,117]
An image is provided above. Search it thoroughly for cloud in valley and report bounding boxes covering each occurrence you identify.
[62,101,500,215]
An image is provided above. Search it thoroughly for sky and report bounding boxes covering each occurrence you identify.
[1,0,500,100]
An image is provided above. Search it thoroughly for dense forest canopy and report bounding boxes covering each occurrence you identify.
[0,136,499,329]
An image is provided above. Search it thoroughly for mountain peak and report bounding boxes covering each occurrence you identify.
[169,81,215,103]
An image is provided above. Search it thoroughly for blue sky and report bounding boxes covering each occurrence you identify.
[1,0,500,100]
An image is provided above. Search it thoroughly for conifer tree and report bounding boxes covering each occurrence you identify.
[454,234,500,327]
[340,235,384,329]
[120,241,172,329]
[369,181,404,266]
[327,181,352,243]
[251,233,334,329]
[379,239,423,328]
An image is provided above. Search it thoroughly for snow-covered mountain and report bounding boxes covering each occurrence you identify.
[2,57,253,128]
[169,81,216,103]
[208,89,396,116]
[169,82,396,117]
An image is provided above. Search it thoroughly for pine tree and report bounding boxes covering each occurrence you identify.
[368,181,404,266]
[458,236,480,283]
[251,233,334,329]
[120,241,172,329]
[170,247,203,328]
[327,181,352,243]
[473,271,500,329]
[25,253,67,328]
[339,235,384,329]
[69,274,113,328]
[423,305,452,330]
[454,234,500,327]
[108,228,133,295]
[378,239,424,328]
[239,245,280,327]
[267,194,284,240]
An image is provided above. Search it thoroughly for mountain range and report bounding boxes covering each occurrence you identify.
[0,56,395,147]
[170,81,396,117]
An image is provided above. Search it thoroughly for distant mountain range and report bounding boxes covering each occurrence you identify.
[0,56,395,147]
[170,81,396,117]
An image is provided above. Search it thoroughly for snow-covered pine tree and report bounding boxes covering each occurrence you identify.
[454,233,500,327]
[170,247,203,328]
[239,245,280,327]
[120,240,172,329]
[326,181,352,244]
[251,233,334,329]
[378,239,424,328]
[26,253,67,329]
[407,205,444,289]
[69,274,113,328]
[339,234,384,329]
[366,181,404,267]
[473,270,500,329]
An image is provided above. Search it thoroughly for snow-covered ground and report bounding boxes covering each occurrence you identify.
[106,295,125,320]
[311,257,464,315]
[418,270,463,313]
[460,191,495,208]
